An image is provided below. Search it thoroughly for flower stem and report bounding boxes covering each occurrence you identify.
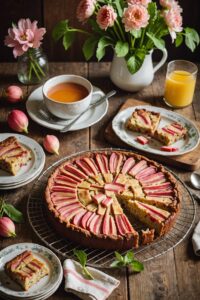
[30,61,41,81]
[115,20,126,42]
[113,24,122,41]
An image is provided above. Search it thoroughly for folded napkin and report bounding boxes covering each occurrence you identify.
[63,259,120,300]
[192,221,200,256]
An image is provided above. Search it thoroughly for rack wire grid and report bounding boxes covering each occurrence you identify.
[27,149,196,268]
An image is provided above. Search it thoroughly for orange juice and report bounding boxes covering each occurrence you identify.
[164,70,196,107]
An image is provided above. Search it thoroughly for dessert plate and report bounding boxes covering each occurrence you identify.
[112,105,200,156]
[0,133,45,187]
[26,85,108,131]
[0,243,63,299]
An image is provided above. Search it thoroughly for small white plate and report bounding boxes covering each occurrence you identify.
[0,243,63,298]
[0,134,45,186]
[26,85,108,131]
[112,105,200,156]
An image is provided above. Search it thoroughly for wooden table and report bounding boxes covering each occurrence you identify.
[0,62,200,300]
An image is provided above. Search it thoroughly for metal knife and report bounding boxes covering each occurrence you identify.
[60,90,116,133]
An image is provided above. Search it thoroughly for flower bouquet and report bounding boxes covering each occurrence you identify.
[5,18,48,85]
[53,0,199,75]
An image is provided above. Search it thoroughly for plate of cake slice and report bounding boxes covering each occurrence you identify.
[0,133,45,189]
[0,243,62,299]
[112,105,200,156]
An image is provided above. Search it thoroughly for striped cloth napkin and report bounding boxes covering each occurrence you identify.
[192,221,200,256]
[63,259,120,300]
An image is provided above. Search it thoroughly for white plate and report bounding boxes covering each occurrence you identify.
[26,85,108,131]
[0,243,63,298]
[0,134,45,185]
[112,105,200,156]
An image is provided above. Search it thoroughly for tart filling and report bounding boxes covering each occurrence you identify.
[45,150,180,250]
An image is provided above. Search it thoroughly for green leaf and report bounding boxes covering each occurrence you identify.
[127,56,143,74]
[115,41,129,57]
[73,249,94,280]
[115,0,123,17]
[114,251,124,262]
[110,261,121,268]
[3,204,24,223]
[146,32,165,50]
[135,48,146,61]
[88,19,103,34]
[148,2,157,23]
[130,260,144,272]
[184,27,200,52]
[130,29,142,39]
[96,37,113,61]
[62,31,75,51]
[124,251,134,264]
[52,20,69,42]
[83,36,98,60]
[175,33,183,47]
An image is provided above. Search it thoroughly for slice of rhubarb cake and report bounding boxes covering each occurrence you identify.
[0,136,31,175]
[5,250,49,291]
[45,149,180,250]
[154,122,187,145]
[126,109,161,136]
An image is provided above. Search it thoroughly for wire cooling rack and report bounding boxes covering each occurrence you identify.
[27,149,196,268]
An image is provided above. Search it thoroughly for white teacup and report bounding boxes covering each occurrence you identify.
[43,74,104,119]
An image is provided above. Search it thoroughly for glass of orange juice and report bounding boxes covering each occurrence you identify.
[164,60,198,108]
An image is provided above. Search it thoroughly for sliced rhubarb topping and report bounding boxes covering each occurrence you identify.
[121,214,134,233]
[72,209,86,226]
[161,146,179,152]
[171,122,183,130]
[129,160,147,176]
[143,182,172,191]
[82,157,99,175]
[162,127,176,136]
[81,211,93,229]
[88,214,99,233]
[52,197,76,204]
[56,175,78,184]
[109,215,117,236]
[168,125,182,134]
[60,169,82,183]
[64,164,88,179]
[58,202,81,213]
[86,212,97,229]
[115,215,129,235]
[121,157,135,174]
[109,152,118,173]
[54,199,79,209]
[101,154,109,173]
[104,183,125,193]
[54,179,77,188]
[144,190,174,197]
[93,215,103,234]
[51,185,76,193]
[140,172,165,184]
[75,160,93,176]
[95,154,106,173]
[10,251,31,271]
[90,184,104,189]
[136,136,149,145]
[138,202,169,219]
[62,207,83,221]
[135,166,157,180]
[101,197,113,207]
[92,193,106,204]
[137,111,151,125]
[116,154,123,173]
[103,211,110,235]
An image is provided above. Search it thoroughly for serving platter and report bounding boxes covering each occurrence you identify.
[27,149,196,268]
[112,105,200,157]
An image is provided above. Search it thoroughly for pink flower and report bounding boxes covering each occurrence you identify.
[160,0,182,13]
[76,0,96,23]
[122,4,149,31]
[162,8,183,41]
[96,5,117,30]
[4,18,46,58]
[127,0,151,7]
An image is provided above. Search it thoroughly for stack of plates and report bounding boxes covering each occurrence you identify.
[0,243,63,300]
[0,133,45,190]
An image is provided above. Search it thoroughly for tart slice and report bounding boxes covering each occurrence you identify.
[5,250,49,291]
[154,122,187,145]
[126,109,161,136]
[0,136,31,175]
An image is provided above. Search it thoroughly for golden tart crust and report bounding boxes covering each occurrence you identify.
[45,150,180,250]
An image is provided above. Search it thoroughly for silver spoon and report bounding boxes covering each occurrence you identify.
[190,172,200,189]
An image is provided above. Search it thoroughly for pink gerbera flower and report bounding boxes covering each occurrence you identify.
[4,18,46,58]
[127,0,151,7]
[122,4,149,31]
[96,5,117,30]
[76,0,96,23]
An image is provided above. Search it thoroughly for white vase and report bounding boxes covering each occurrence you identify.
[110,49,168,92]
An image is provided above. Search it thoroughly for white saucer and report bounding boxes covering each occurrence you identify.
[26,85,108,131]
[0,133,45,189]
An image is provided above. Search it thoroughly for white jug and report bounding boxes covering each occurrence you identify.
[110,49,168,92]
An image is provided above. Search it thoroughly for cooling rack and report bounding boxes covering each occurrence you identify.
[27,149,196,268]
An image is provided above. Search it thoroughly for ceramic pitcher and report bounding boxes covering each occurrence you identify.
[110,49,168,92]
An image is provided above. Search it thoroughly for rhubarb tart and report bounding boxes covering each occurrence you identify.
[154,122,187,145]
[0,136,31,175]
[126,109,161,136]
[5,250,49,291]
[45,150,180,250]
